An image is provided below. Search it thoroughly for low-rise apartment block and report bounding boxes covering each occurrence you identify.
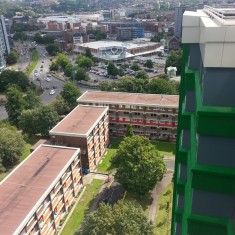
[49,105,109,172]
[77,91,179,141]
[0,145,83,235]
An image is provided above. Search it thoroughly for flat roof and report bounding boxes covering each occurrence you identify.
[77,91,179,108]
[79,40,159,50]
[0,145,80,235]
[50,105,108,137]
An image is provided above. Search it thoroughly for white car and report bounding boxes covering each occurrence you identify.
[49,89,55,95]
[34,73,39,77]
[46,77,51,82]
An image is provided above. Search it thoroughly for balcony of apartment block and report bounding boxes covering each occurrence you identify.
[87,140,94,152]
[93,125,99,135]
[52,190,64,211]
[25,215,37,234]
[158,120,176,128]
[42,215,54,235]
[130,118,145,125]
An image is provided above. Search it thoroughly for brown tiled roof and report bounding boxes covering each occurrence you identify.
[50,105,108,137]
[0,145,79,235]
[77,91,179,107]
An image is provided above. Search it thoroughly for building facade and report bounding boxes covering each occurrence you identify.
[49,105,109,172]
[0,145,83,235]
[77,91,179,141]
[172,6,235,235]
[174,6,187,38]
[0,15,10,70]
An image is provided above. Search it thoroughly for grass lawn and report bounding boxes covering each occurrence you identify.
[154,183,173,235]
[97,137,122,173]
[61,179,103,235]
[25,50,39,77]
[124,192,152,216]
[151,141,176,156]
[0,143,32,181]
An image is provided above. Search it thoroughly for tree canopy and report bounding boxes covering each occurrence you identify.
[0,127,25,170]
[0,70,29,92]
[144,60,153,68]
[74,67,89,81]
[131,63,141,71]
[5,86,26,125]
[111,136,166,196]
[82,201,154,235]
[46,44,60,56]
[76,55,93,70]
[165,49,182,75]
[107,62,118,76]
[19,105,59,136]
[135,70,149,80]
[6,49,19,65]
[99,77,179,95]
[60,82,81,110]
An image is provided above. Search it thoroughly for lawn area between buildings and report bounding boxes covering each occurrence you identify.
[98,137,175,174]
[97,137,122,173]
[151,141,176,156]
[25,50,38,77]
[154,183,173,235]
[0,143,32,181]
[60,179,103,235]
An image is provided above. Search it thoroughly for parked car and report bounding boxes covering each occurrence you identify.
[46,77,51,82]
[53,85,57,89]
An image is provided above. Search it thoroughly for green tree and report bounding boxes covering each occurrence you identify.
[118,68,125,77]
[125,124,134,137]
[5,86,25,125]
[76,56,93,70]
[144,60,153,68]
[6,49,18,65]
[64,63,73,77]
[165,49,182,75]
[83,201,154,235]
[56,54,70,70]
[74,67,89,81]
[19,105,59,136]
[99,81,114,91]
[111,136,166,196]
[131,63,141,71]
[0,127,25,168]
[49,96,70,115]
[23,89,41,110]
[146,78,177,94]
[46,44,60,56]
[49,61,59,71]
[135,70,149,80]
[0,70,29,92]
[107,62,118,76]
[60,82,81,110]
[85,48,93,59]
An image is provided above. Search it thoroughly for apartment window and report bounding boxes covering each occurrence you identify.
[151,127,156,129]
[162,128,168,131]
[151,113,157,117]
[124,111,129,115]
[122,105,126,108]
[162,114,168,118]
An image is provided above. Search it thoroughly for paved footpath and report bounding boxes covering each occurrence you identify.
[148,171,173,222]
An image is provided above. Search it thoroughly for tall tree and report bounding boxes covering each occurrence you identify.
[85,48,93,59]
[125,124,134,137]
[135,70,149,80]
[165,49,182,75]
[0,70,29,92]
[46,44,60,56]
[131,63,141,71]
[60,82,81,110]
[49,96,70,115]
[64,63,74,77]
[19,105,59,136]
[74,67,89,81]
[5,86,25,125]
[144,60,153,68]
[146,78,177,95]
[76,56,93,70]
[23,89,41,110]
[111,136,166,196]
[0,127,25,168]
[83,201,154,235]
[107,62,118,76]
[6,49,18,65]
[56,54,70,70]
